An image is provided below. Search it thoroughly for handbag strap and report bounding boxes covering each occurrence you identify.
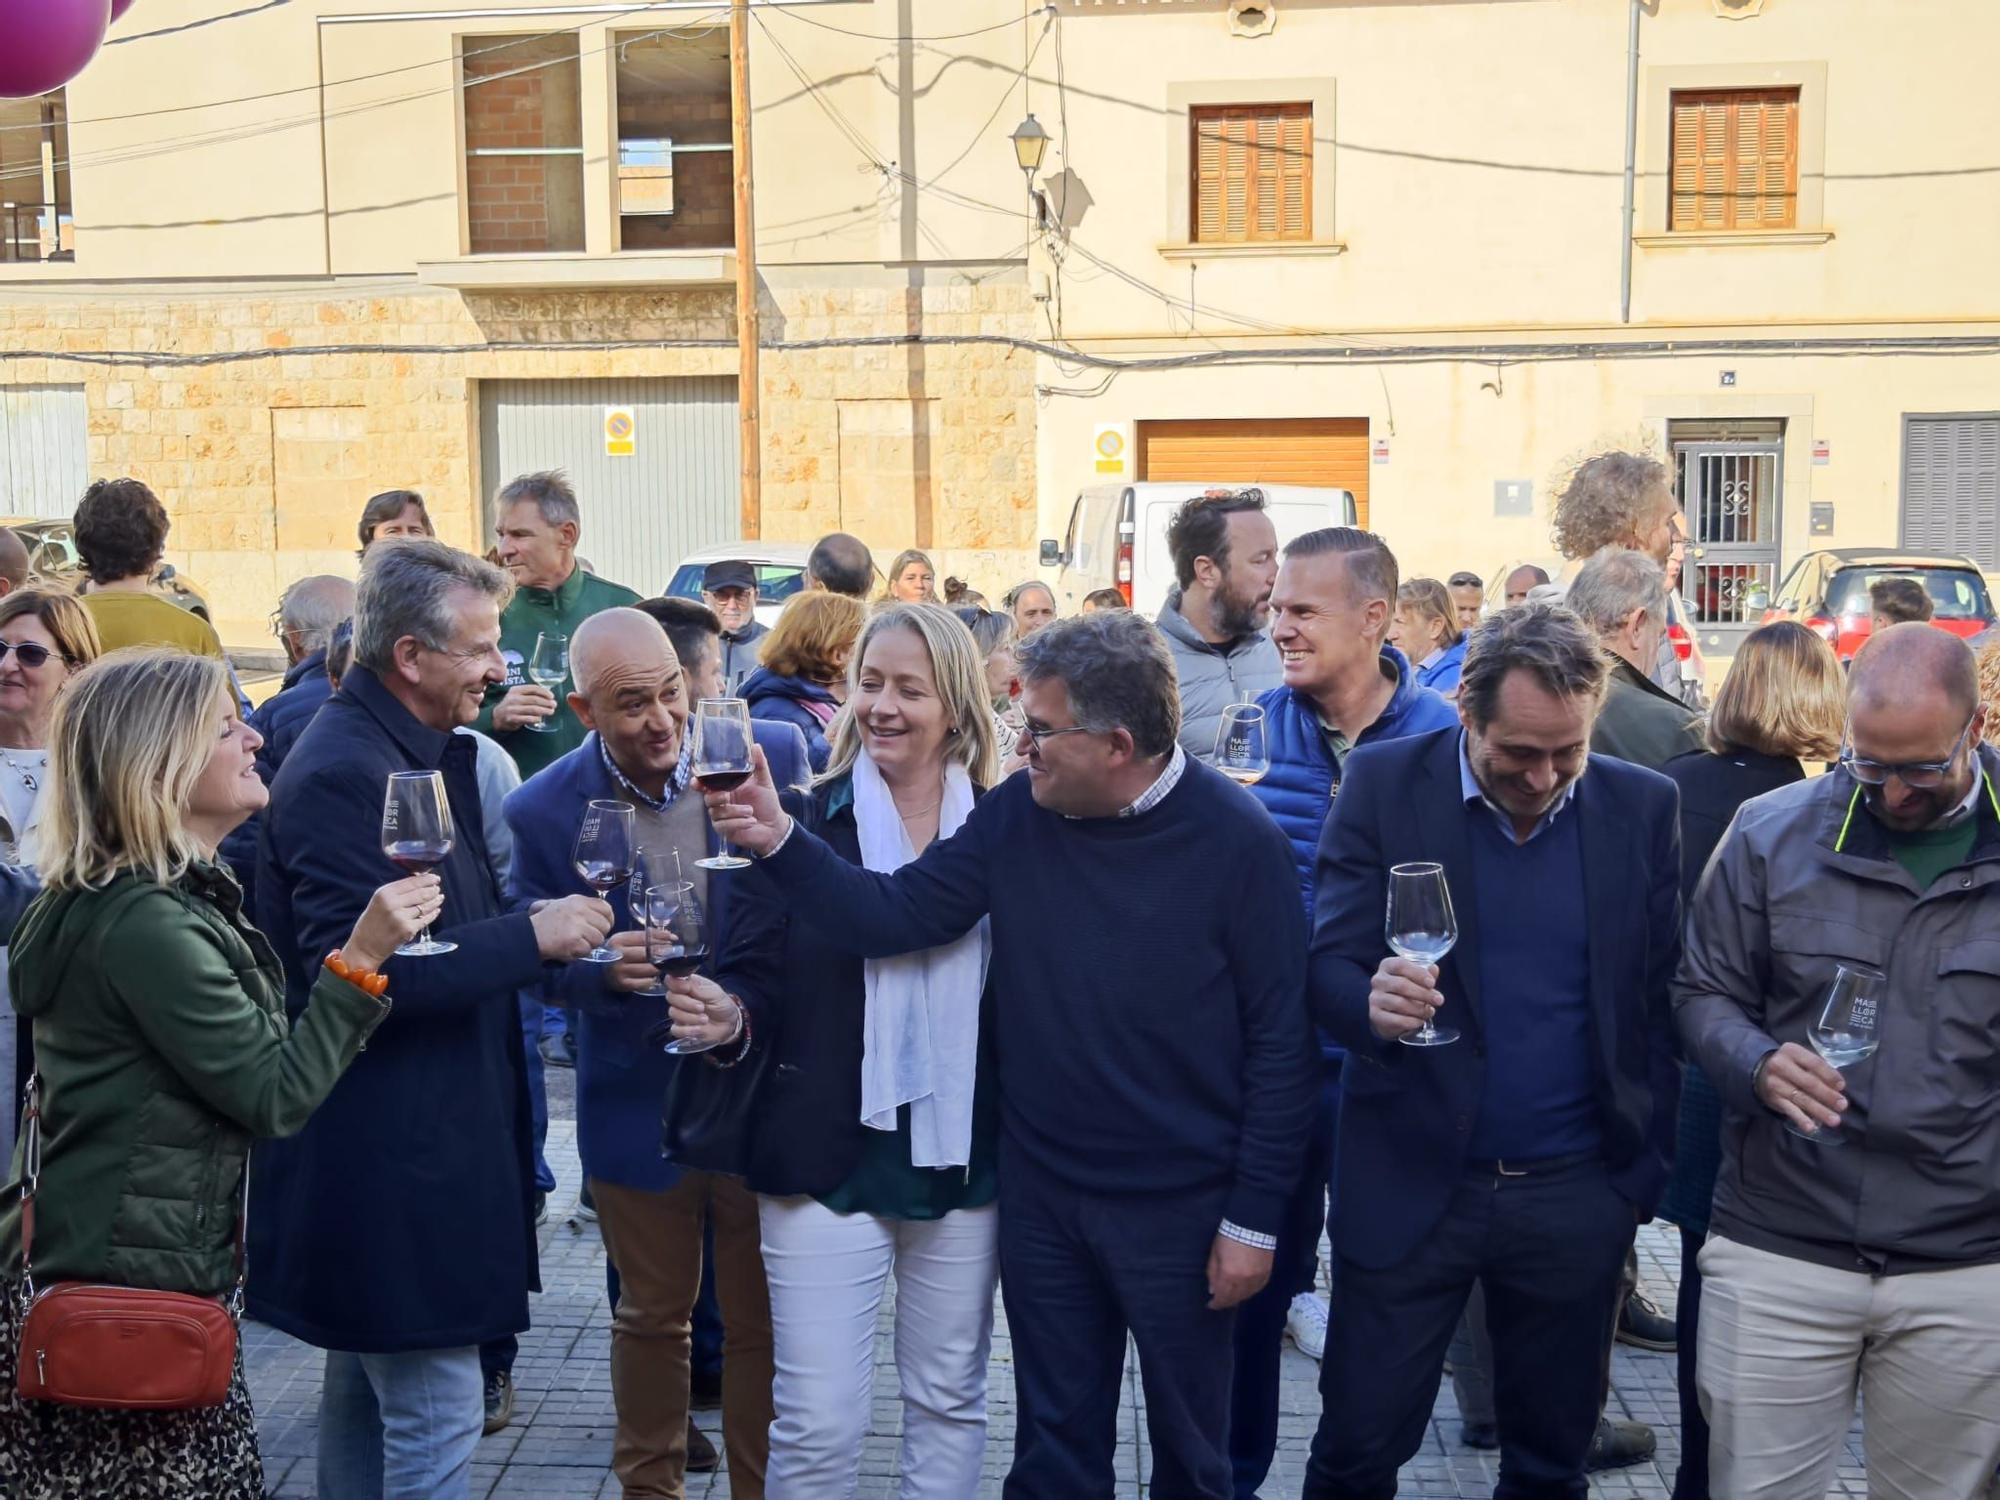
[18,1072,250,1309]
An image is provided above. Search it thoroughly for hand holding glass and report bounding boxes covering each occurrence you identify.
[646,883,719,1055]
[381,770,457,956]
[1784,963,1882,1143]
[692,700,755,871]
[525,632,569,733]
[1213,705,1270,787]
[573,800,635,963]
[1386,862,1459,1048]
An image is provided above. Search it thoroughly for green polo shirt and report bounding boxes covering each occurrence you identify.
[475,565,641,778]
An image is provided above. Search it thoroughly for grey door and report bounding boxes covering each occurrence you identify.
[478,376,739,595]
[0,385,87,519]
[1673,440,1783,649]
[1902,414,2000,569]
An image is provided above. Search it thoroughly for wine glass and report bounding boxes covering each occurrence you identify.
[1784,964,1883,1144]
[572,800,635,963]
[691,699,755,872]
[1213,704,1270,787]
[381,770,457,956]
[1386,861,1459,1048]
[525,632,569,734]
[646,882,718,1055]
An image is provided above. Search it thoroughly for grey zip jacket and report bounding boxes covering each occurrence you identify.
[1156,589,1282,764]
[1673,745,2000,1274]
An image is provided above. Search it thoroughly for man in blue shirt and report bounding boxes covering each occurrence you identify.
[1301,604,1681,1500]
[1231,528,1457,1498]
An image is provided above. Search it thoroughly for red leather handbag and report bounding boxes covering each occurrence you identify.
[14,1077,242,1410]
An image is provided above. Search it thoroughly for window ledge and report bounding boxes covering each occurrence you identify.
[1156,239,1348,261]
[416,249,735,291]
[1633,229,1832,249]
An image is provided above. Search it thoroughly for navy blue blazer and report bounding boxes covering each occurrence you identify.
[501,721,808,1193]
[1311,728,1682,1270]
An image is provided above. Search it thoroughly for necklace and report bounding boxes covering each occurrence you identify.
[896,800,941,821]
[1,749,42,794]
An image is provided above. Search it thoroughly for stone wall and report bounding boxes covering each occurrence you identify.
[0,272,1038,645]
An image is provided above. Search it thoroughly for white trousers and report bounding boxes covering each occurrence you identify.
[1697,1234,2000,1500]
[758,1194,999,1500]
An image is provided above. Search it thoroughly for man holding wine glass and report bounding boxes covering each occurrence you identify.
[501,607,801,1499]
[1301,602,1683,1500]
[1675,623,2000,1500]
[251,539,615,1500]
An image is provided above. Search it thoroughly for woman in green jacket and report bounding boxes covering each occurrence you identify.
[0,649,442,1499]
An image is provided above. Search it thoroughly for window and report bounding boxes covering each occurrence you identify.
[0,91,73,264]
[1669,87,1799,231]
[1190,103,1311,245]
[1902,415,2000,570]
[614,30,734,252]
[461,35,585,255]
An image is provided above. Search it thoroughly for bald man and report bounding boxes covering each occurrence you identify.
[1503,563,1550,606]
[1674,622,2000,1500]
[501,606,777,1498]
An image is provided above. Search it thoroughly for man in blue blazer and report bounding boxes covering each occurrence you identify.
[503,607,805,1498]
[1301,603,1681,1500]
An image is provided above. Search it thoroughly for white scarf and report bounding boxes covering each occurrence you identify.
[854,748,991,1169]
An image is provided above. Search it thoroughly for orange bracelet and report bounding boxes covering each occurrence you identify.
[326,951,390,998]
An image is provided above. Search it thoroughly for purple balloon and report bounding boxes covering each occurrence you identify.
[111,0,137,20]
[0,0,111,100]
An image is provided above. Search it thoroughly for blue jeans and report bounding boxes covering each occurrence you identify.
[519,991,556,1194]
[317,1345,483,1500]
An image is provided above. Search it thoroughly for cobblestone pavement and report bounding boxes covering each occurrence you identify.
[252,1120,1866,1498]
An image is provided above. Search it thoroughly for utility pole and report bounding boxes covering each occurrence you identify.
[730,0,762,537]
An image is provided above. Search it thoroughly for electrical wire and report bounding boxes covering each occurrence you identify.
[766,3,1050,44]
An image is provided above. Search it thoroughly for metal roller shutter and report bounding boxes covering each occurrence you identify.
[1136,417,1370,528]
[0,385,87,520]
[1902,414,2000,570]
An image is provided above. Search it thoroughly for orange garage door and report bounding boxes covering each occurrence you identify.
[1136,417,1371,528]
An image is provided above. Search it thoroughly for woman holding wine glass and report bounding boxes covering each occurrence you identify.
[666,603,1004,1500]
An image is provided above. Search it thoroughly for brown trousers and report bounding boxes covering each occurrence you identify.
[591,1173,773,1499]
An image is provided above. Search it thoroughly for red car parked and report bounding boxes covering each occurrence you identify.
[1757,549,1997,664]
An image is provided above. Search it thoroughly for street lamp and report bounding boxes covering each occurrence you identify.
[1009,113,1050,185]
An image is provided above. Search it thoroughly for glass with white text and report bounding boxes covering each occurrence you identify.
[1387,861,1459,1048]
[691,699,755,871]
[1213,704,1270,787]
[525,631,569,733]
[1785,963,1882,1144]
[381,770,456,956]
[647,882,718,1055]
[572,799,635,963]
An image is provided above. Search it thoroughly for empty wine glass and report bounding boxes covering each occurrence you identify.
[381,770,457,956]
[572,800,635,963]
[1387,861,1459,1048]
[647,882,719,1056]
[1214,704,1270,787]
[691,699,755,872]
[525,632,569,734]
[1784,963,1883,1144]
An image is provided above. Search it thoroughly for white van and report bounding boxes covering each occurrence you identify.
[1040,483,1359,619]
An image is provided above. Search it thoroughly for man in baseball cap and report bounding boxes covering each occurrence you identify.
[702,560,767,693]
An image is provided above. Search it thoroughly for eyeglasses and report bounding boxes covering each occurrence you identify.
[1839,713,1977,789]
[1017,720,1095,748]
[0,639,62,670]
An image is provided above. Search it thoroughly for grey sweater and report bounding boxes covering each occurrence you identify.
[1156,591,1282,764]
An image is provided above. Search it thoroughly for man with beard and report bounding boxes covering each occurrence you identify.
[1157,488,1282,762]
[1300,603,1681,1499]
[1675,623,2000,1499]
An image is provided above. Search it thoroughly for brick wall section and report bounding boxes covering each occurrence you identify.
[0,278,1038,643]
[616,91,734,252]
[463,36,583,254]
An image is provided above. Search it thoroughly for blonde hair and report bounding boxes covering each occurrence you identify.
[1977,637,2000,749]
[0,588,102,671]
[39,649,235,892]
[1396,578,1461,650]
[1704,622,1845,760]
[760,590,868,683]
[881,549,937,602]
[821,604,1000,790]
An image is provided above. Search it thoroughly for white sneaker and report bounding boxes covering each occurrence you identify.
[1286,1292,1328,1362]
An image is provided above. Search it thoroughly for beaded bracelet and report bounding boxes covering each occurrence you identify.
[325,950,390,998]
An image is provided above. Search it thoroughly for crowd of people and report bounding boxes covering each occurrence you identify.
[0,450,1994,1500]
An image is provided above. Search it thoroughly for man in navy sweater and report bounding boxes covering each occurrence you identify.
[707,609,1317,1500]
[1301,604,1681,1500]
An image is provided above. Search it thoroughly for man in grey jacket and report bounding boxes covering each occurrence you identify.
[1156,488,1282,762]
[1674,623,2000,1500]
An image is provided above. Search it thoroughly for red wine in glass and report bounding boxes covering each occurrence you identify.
[573,800,635,962]
[386,839,452,876]
[574,858,632,895]
[646,882,721,1055]
[693,769,751,794]
[692,699,756,871]
[656,943,710,980]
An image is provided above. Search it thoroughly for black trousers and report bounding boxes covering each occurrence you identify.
[1302,1157,1634,1500]
[1000,1163,1237,1500]
[1671,1228,1709,1500]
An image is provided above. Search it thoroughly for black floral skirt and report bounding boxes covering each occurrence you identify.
[0,1281,262,1499]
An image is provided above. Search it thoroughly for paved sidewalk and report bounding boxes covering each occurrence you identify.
[252,1121,1865,1497]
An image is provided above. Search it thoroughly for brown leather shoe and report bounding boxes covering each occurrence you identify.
[686,1417,720,1473]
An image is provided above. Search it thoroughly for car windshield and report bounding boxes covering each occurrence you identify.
[664,562,808,605]
[1826,566,1995,621]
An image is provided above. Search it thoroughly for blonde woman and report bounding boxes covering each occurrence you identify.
[668,604,1002,1499]
[882,549,938,605]
[0,650,438,1499]
[1389,579,1466,696]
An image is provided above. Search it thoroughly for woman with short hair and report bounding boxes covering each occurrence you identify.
[741,591,869,773]
[669,604,1001,1499]
[1658,620,1845,1500]
[1390,578,1466,696]
[356,490,434,556]
[883,549,938,606]
[0,650,438,1499]
[951,605,1021,757]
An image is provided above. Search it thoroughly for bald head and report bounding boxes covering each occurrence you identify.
[808,532,874,598]
[571,606,680,699]
[1848,622,1984,832]
[1504,564,1550,605]
[568,608,690,795]
[278,573,356,659]
[0,528,29,595]
[1850,622,1978,718]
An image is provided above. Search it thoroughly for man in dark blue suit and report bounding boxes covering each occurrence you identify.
[1301,603,1681,1500]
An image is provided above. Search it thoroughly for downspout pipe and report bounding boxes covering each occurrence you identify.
[1620,0,1641,324]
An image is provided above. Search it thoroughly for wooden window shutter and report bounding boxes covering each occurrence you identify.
[1669,87,1799,231]
[1191,102,1312,244]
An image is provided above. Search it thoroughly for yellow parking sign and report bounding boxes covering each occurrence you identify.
[604,407,636,458]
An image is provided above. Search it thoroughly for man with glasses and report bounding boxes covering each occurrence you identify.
[1675,622,2000,1499]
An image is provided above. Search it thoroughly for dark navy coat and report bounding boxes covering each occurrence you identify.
[741,666,840,774]
[219,650,336,910]
[247,665,546,1353]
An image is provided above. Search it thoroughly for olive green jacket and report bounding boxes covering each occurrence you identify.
[0,863,387,1295]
